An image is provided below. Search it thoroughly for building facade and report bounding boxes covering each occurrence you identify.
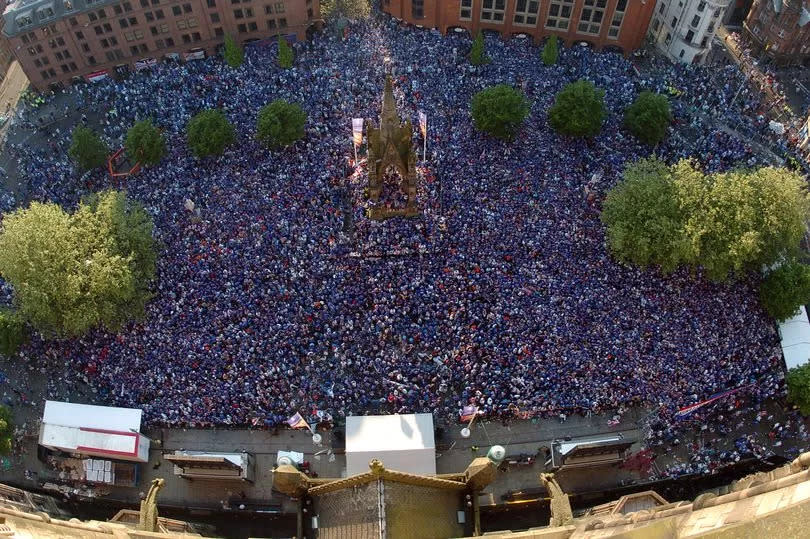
[0,1,16,81]
[381,0,657,54]
[1,0,320,90]
[743,0,810,66]
[648,0,732,64]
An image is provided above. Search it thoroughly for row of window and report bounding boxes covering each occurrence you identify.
[455,0,627,37]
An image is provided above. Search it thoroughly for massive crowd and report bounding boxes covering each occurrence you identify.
[0,14,806,468]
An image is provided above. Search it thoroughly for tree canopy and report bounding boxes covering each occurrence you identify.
[277,35,294,69]
[623,91,672,146]
[760,261,810,321]
[186,109,235,158]
[548,79,606,138]
[787,363,810,416]
[320,0,370,20]
[602,159,810,281]
[601,157,687,273]
[256,100,307,149]
[0,308,26,358]
[0,405,12,455]
[68,127,109,171]
[470,84,529,141]
[542,35,559,66]
[469,31,490,66]
[0,191,157,337]
[223,34,244,68]
[125,119,166,166]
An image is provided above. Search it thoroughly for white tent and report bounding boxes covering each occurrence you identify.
[345,413,436,476]
[39,401,149,462]
[779,305,810,370]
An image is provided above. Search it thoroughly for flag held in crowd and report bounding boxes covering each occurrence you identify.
[286,412,310,430]
[674,384,752,419]
[352,118,364,147]
[460,405,478,423]
[418,111,427,138]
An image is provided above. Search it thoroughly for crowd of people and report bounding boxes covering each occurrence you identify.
[0,14,807,471]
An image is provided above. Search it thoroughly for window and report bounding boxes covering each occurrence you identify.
[707,22,714,33]
[160,23,168,32]
[214,26,224,36]
[41,70,50,79]
[546,0,574,30]
[34,59,42,67]
[133,29,143,39]
[97,8,106,18]
[57,36,65,46]
[61,64,70,73]
[279,17,286,27]
[713,8,721,18]
[107,50,116,61]
[679,49,685,58]
[608,0,626,39]
[55,51,63,60]
[183,3,191,12]
[88,55,96,64]
[114,48,124,59]
[245,7,253,16]
[101,37,111,47]
[697,0,705,11]
[248,21,256,31]
[481,0,505,22]
[69,61,77,70]
[578,0,606,35]
[120,17,129,28]
[234,8,243,18]
[151,25,158,35]
[307,7,312,17]
[671,17,677,27]
[514,0,540,26]
[685,29,694,42]
[151,0,159,4]
[700,36,708,48]
[172,6,181,15]
[267,18,276,29]
[155,38,164,48]
[94,25,103,35]
[182,33,191,42]
[156,9,164,19]
[36,44,43,53]
[211,12,220,22]
[237,23,246,32]
[412,0,424,18]
[265,5,272,14]
[274,2,284,13]
[82,43,90,52]
[145,11,154,21]
[691,14,700,27]
[188,17,198,27]
[123,2,132,11]
[129,16,137,24]
[165,37,174,46]
[665,32,672,45]
[177,19,187,29]
[89,12,98,21]
[140,0,148,6]
[207,0,216,6]
[69,17,78,26]
[124,31,134,41]
[114,4,122,14]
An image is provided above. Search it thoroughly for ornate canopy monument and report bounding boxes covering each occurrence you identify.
[366,76,419,219]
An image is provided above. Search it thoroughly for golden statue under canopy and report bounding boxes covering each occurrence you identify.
[366,76,419,219]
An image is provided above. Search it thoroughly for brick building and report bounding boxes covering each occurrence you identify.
[1,0,320,90]
[0,1,16,81]
[743,0,810,66]
[381,0,656,54]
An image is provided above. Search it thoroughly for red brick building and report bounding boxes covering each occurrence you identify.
[1,0,320,91]
[382,0,656,53]
[743,0,810,66]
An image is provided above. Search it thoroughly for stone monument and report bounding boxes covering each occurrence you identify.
[366,76,419,219]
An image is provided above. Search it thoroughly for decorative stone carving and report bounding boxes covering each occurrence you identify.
[540,473,573,527]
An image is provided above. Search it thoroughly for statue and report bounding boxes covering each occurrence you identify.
[540,473,573,527]
[139,478,165,532]
[366,76,419,219]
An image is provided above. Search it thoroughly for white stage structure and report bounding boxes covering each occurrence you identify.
[345,413,436,476]
[779,305,810,370]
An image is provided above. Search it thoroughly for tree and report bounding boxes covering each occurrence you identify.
[223,34,244,68]
[760,261,810,321]
[548,79,606,138]
[624,91,672,146]
[0,191,156,337]
[677,165,810,280]
[277,35,294,69]
[787,363,810,416]
[542,35,559,66]
[68,127,109,171]
[0,308,27,358]
[469,31,490,66]
[186,109,235,158]
[256,100,307,149]
[320,0,370,20]
[125,119,165,166]
[470,85,529,141]
[601,157,687,273]
[0,405,12,455]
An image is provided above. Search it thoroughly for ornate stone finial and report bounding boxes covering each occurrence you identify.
[540,473,573,527]
[369,459,385,475]
[139,478,165,532]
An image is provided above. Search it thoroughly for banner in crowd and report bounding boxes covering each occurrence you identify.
[418,111,427,138]
[459,405,478,423]
[135,58,157,72]
[286,412,310,430]
[674,384,753,419]
[352,118,364,147]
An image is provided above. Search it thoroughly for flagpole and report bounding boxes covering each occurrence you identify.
[423,128,427,162]
[353,138,358,164]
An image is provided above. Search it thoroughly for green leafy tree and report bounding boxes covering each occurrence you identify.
[0,405,12,455]
[277,35,294,69]
[0,308,27,358]
[223,34,244,68]
[541,35,559,66]
[69,127,109,171]
[0,191,156,337]
[601,157,687,273]
[760,261,810,321]
[125,119,165,166]
[624,91,672,146]
[470,85,529,141]
[548,79,607,138]
[256,100,307,149]
[787,363,810,416]
[677,165,810,280]
[469,31,490,66]
[320,0,370,19]
[186,109,235,158]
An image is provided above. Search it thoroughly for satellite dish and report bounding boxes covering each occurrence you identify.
[277,456,294,467]
[312,433,323,445]
[460,427,471,438]
[487,445,506,464]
